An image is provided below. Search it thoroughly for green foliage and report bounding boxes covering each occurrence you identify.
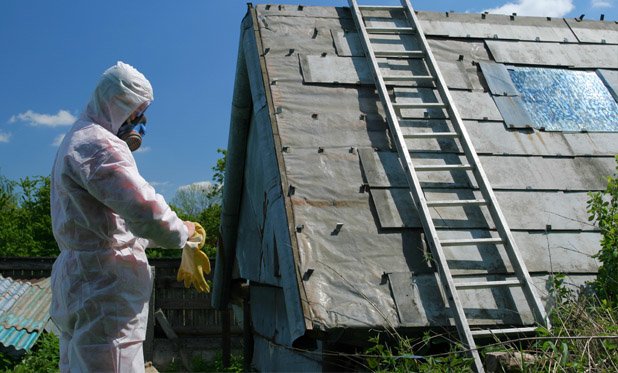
[191,352,243,373]
[0,175,59,257]
[587,155,618,304]
[364,332,472,372]
[209,148,226,199]
[150,149,226,259]
[0,172,17,210]
[510,275,618,372]
[0,333,60,373]
[163,351,243,372]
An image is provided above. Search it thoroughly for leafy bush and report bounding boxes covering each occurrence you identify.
[0,333,60,373]
[148,149,225,259]
[364,331,472,372]
[0,175,59,257]
[191,352,243,373]
[587,155,618,304]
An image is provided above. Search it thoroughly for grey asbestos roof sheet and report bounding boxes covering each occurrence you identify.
[598,69,618,101]
[417,11,579,42]
[564,18,618,44]
[486,40,618,68]
[479,62,519,96]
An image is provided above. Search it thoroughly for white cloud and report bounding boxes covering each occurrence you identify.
[134,146,151,154]
[150,181,171,187]
[592,0,612,8]
[52,134,65,146]
[484,0,574,17]
[0,132,11,143]
[9,109,76,127]
[178,181,213,192]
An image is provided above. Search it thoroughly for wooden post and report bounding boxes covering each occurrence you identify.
[222,307,231,368]
[243,290,253,373]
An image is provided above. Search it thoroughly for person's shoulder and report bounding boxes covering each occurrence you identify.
[70,121,131,161]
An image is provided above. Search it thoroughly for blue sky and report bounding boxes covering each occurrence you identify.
[0,0,615,201]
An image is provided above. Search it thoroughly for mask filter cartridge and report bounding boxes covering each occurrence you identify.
[118,114,147,152]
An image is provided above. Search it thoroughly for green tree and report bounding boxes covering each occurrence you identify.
[0,175,58,257]
[587,155,618,304]
[149,149,226,258]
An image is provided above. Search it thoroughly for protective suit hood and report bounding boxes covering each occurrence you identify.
[83,61,153,135]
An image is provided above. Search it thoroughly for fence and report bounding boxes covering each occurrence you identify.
[0,257,241,337]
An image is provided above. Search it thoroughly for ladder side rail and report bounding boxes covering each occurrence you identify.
[347,0,481,366]
[400,0,549,327]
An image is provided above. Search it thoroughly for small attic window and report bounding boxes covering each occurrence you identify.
[507,67,618,132]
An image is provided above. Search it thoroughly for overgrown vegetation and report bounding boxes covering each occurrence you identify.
[364,332,473,372]
[587,155,618,304]
[0,174,58,257]
[163,351,244,372]
[151,148,226,259]
[363,157,618,372]
[0,333,60,373]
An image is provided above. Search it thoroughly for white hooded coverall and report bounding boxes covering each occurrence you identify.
[50,62,189,373]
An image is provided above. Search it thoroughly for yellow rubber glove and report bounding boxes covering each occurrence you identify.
[177,222,211,293]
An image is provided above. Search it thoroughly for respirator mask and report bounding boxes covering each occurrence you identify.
[117,106,149,152]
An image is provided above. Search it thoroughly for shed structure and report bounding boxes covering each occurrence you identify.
[212,3,618,371]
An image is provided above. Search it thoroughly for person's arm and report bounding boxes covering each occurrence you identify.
[80,142,189,249]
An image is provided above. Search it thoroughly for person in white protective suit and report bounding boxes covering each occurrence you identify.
[50,61,210,373]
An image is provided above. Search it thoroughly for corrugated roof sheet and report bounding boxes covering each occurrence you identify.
[0,276,51,351]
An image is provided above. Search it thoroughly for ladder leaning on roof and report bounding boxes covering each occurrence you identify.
[347,0,550,371]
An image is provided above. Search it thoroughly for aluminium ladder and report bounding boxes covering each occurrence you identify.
[348,1,550,371]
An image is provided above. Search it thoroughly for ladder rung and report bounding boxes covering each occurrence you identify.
[414,164,472,171]
[455,279,521,290]
[393,102,446,109]
[374,50,424,58]
[358,5,404,10]
[366,26,416,34]
[404,132,458,139]
[383,75,434,82]
[471,326,538,337]
[426,199,487,207]
[440,238,503,246]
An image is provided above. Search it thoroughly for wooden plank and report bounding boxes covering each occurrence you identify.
[156,298,213,310]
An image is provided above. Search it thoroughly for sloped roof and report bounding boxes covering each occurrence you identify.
[0,276,52,351]
[217,4,617,338]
